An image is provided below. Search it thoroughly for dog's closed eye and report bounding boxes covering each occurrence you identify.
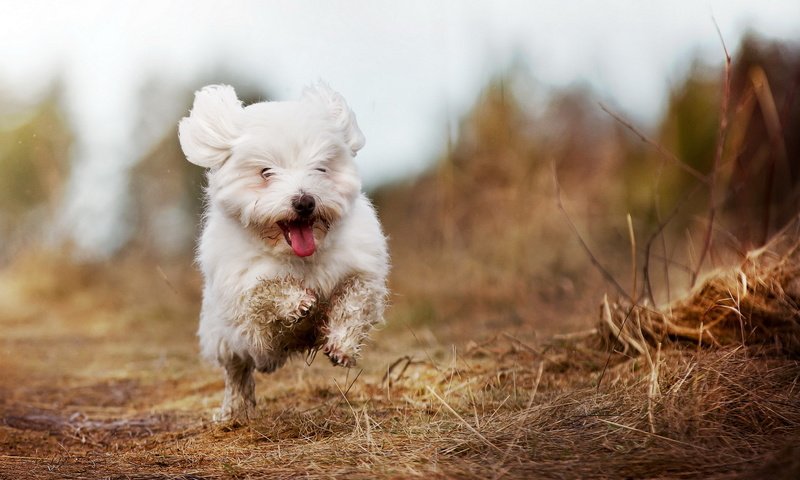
[315,167,327,173]
[261,168,273,180]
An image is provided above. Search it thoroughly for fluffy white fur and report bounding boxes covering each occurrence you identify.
[178,83,389,422]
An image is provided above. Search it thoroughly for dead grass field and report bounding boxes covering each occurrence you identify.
[1,236,799,479]
[2,36,799,479]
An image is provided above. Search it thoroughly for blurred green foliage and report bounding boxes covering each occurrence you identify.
[0,34,796,276]
[661,63,721,175]
[374,33,800,322]
[0,93,70,216]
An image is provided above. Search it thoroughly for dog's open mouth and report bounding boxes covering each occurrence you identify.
[277,220,316,257]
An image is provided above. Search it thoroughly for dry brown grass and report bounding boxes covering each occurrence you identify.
[3,39,800,477]
[600,217,800,357]
[1,238,799,478]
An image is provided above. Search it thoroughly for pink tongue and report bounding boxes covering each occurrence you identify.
[288,222,316,257]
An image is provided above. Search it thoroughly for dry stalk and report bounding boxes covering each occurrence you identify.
[596,418,705,450]
[600,224,800,355]
[749,65,789,244]
[627,213,637,302]
[598,103,707,183]
[554,163,632,302]
[692,18,733,287]
[647,342,662,434]
[643,182,704,306]
[492,362,545,480]
[426,386,504,455]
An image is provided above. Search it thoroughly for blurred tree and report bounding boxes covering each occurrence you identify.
[617,62,720,232]
[373,70,627,332]
[128,83,269,260]
[129,131,205,259]
[0,90,71,259]
[726,34,800,246]
[621,33,800,259]
[660,62,721,176]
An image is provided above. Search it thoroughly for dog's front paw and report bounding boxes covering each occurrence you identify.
[287,289,318,322]
[323,342,356,368]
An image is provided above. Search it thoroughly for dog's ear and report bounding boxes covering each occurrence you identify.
[178,85,243,168]
[303,83,365,156]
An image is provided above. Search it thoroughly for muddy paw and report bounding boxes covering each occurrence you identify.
[323,343,356,368]
[288,289,318,322]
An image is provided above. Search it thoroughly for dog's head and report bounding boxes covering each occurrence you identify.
[179,83,365,258]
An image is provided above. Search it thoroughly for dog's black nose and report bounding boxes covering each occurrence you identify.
[292,194,316,217]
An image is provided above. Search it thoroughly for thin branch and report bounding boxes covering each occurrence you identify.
[642,182,705,305]
[553,162,632,303]
[712,16,731,63]
[627,214,637,302]
[325,369,363,417]
[381,355,421,386]
[645,251,694,275]
[599,103,708,183]
[659,199,672,306]
[693,18,733,286]
[155,265,179,295]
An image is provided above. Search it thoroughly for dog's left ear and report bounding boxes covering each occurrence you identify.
[179,85,243,169]
[303,83,366,156]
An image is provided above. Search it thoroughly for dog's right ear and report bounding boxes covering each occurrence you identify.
[178,85,243,169]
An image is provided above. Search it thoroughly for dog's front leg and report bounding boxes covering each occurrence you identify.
[323,276,386,367]
[216,353,256,424]
[240,277,318,373]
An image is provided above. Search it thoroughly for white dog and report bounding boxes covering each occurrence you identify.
[178,83,389,422]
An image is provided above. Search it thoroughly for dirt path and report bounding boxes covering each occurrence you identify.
[1,258,799,479]
[0,258,504,478]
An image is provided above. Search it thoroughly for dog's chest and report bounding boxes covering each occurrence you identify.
[284,253,352,297]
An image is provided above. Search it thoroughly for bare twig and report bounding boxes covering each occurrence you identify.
[333,378,361,433]
[693,18,733,286]
[642,182,705,305]
[326,369,363,417]
[600,90,717,302]
[599,103,708,183]
[382,355,423,386]
[155,265,179,295]
[627,214,637,302]
[501,332,540,355]
[554,163,632,302]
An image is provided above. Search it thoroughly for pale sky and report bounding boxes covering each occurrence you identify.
[0,1,798,256]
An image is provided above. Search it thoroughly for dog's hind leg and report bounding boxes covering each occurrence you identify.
[216,352,256,424]
[323,276,386,367]
[214,278,317,424]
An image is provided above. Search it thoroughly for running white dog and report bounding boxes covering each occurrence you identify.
[179,84,389,422]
